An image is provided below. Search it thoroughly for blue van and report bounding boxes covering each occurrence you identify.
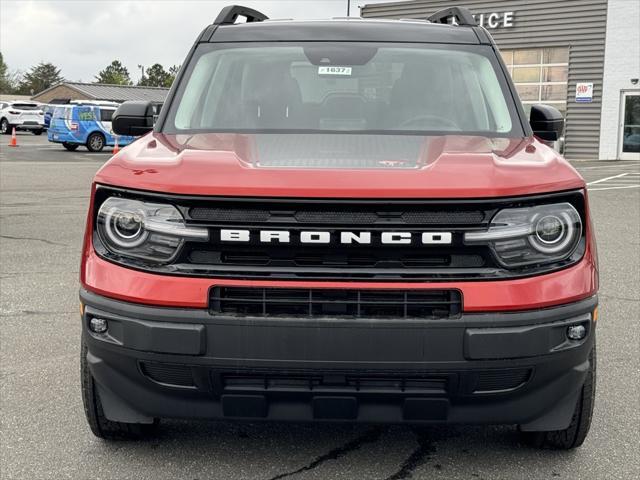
[47,102,136,152]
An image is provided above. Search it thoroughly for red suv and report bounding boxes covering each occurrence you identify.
[80,6,598,449]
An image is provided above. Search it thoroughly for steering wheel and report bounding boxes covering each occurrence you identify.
[397,114,459,131]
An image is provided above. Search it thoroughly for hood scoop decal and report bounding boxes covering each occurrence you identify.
[253,134,424,169]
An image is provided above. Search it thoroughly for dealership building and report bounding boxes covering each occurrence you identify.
[361,0,640,160]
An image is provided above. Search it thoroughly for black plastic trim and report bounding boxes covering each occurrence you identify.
[213,5,268,25]
[82,289,596,428]
[427,7,477,26]
[95,183,585,206]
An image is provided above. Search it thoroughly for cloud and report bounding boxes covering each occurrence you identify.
[0,0,392,82]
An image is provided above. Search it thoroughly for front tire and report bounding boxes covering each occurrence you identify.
[86,132,105,152]
[63,142,79,151]
[81,338,159,440]
[0,118,11,135]
[520,345,596,450]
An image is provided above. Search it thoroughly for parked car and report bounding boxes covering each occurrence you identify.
[47,102,135,152]
[79,5,598,450]
[0,101,45,135]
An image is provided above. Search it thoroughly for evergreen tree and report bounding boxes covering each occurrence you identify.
[16,61,63,95]
[94,60,132,85]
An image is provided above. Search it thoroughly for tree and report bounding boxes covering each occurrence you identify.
[0,52,9,93]
[138,63,170,87]
[15,62,63,95]
[138,63,180,88]
[167,65,180,86]
[94,60,132,85]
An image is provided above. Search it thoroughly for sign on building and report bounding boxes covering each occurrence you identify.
[575,83,594,103]
[472,12,515,29]
[448,11,515,28]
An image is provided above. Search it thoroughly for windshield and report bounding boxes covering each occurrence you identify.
[165,42,521,136]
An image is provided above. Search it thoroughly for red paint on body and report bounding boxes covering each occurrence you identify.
[81,132,597,312]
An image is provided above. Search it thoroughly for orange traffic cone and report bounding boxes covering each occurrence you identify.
[8,127,18,147]
[112,136,119,154]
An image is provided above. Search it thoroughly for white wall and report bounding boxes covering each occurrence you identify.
[599,0,640,160]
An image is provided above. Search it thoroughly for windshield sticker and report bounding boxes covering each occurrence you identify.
[318,66,352,76]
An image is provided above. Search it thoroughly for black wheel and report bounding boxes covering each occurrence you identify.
[32,129,44,136]
[86,132,105,152]
[520,345,596,450]
[0,118,11,135]
[63,142,79,151]
[81,338,159,440]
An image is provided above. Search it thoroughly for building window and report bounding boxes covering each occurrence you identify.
[501,47,569,117]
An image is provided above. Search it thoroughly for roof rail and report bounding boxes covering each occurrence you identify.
[427,7,477,26]
[213,5,269,25]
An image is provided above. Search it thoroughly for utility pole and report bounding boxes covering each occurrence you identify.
[138,64,145,82]
[347,0,351,16]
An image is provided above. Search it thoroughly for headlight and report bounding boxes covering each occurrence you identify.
[464,202,582,268]
[96,197,208,263]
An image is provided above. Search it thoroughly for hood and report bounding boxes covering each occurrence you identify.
[94,132,585,198]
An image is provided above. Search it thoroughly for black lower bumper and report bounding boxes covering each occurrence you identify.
[80,289,597,430]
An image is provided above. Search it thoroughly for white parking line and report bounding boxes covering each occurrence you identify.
[576,162,640,170]
[0,161,105,165]
[589,185,640,191]
[586,173,629,186]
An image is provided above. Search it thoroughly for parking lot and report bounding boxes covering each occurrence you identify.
[1,132,639,480]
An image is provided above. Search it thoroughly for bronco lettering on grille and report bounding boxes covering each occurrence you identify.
[220,229,453,245]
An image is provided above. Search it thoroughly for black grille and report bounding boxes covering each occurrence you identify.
[474,369,531,393]
[188,206,487,225]
[94,187,586,280]
[183,199,497,280]
[294,210,379,224]
[401,210,484,224]
[210,287,462,319]
[221,372,448,395]
[190,249,484,269]
[140,362,195,388]
[136,364,531,396]
[190,207,271,222]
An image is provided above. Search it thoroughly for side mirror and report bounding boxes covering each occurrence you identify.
[112,101,155,136]
[529,104,564,142]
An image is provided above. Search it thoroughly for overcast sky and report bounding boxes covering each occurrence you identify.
[0,0,394,83]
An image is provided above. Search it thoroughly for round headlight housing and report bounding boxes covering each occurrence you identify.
[96,197,208,263]
[103,207,148,248]
[530,212,576,254]
[464,202,583,268]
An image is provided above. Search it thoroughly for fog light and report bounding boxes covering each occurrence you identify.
[89,317,108,334]
[567,324,586,341]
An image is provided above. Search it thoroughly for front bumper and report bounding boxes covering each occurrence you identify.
[81,289,596,430]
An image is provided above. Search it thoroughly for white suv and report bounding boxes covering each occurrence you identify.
[0,101,45,135]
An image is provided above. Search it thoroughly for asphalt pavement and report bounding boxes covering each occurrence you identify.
[1,132,639,480]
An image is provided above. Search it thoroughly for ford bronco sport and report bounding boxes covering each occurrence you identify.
[80,6,598,449]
